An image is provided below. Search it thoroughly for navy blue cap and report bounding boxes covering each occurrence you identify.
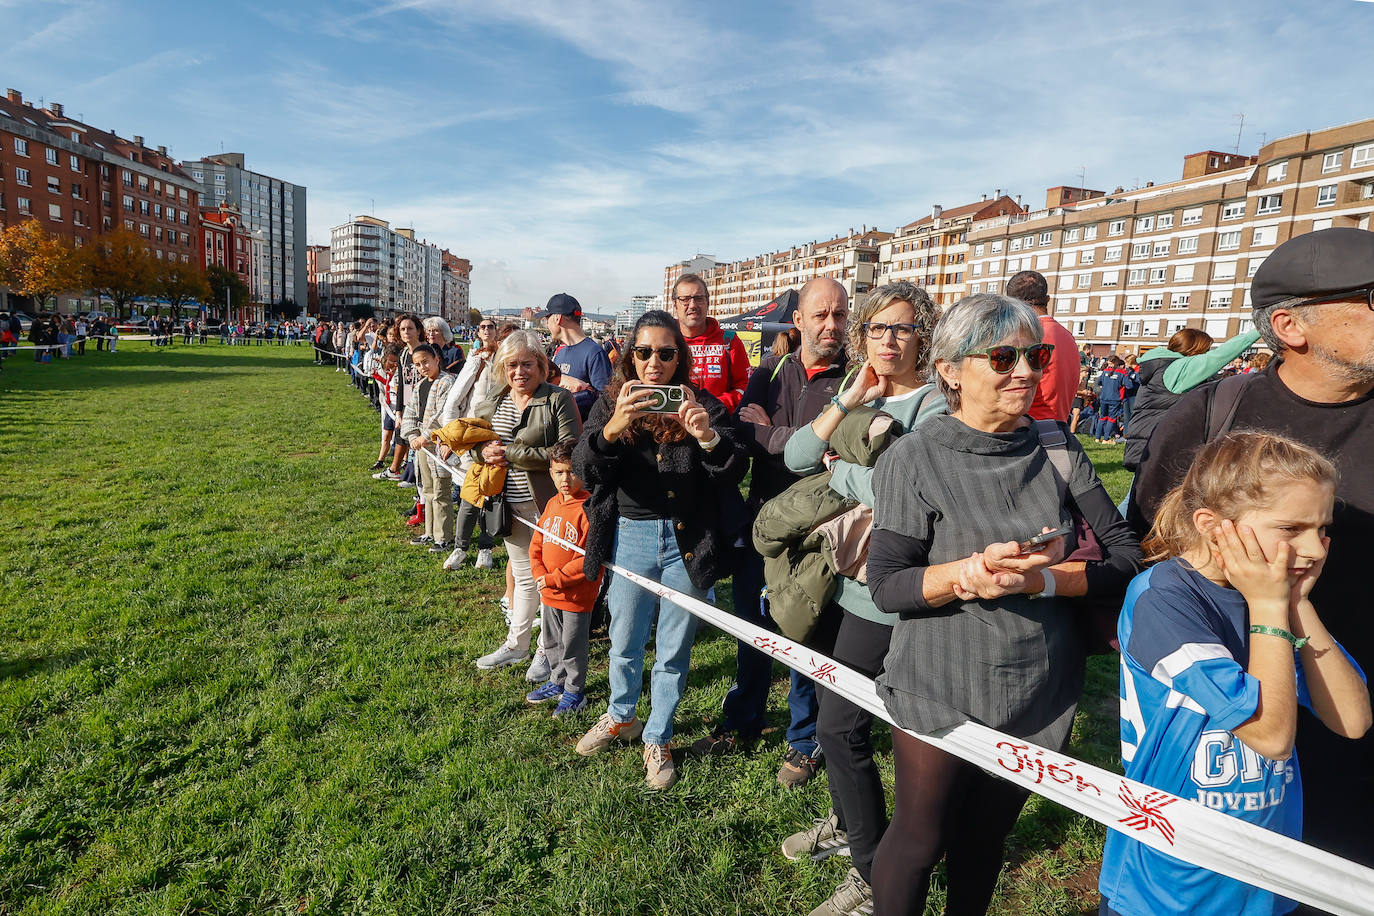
[538,293,582,319]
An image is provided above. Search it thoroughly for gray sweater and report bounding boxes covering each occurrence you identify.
[867,413,1141,745]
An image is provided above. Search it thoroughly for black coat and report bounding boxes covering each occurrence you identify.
[574,386,748,589]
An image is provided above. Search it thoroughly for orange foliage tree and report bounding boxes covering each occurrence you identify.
[0,220,80,312]
[157,260,212,317]
[78,227,157,318]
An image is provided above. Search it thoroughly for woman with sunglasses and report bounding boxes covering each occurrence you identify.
[864,294,1142,915]
[572,310,747,789]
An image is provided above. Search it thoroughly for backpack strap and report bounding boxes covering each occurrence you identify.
[1033,418,1072,505]
[1203,373,1252,443]
[769,352,791,382]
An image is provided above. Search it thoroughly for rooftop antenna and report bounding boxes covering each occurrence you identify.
[1232,113,1246,155]
[1257,131,1267,150]
[1076,165,1087,189]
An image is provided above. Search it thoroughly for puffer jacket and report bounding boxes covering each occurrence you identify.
[432,417,504,506]
[472,383,582,511]
[753,406,899,640]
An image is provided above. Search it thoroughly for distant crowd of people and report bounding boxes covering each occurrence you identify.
[316,228,1374,916]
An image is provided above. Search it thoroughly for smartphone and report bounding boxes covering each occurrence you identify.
[630,383,686,414]
[1017,526,1071,553]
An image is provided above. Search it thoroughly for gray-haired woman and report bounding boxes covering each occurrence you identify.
[865,294,1142,915]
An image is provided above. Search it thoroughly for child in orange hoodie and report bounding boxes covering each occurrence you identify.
[526,438,603,717]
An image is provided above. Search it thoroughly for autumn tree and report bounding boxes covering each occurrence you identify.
[205,265,250,321]
[466,307,482,327]
[158,261,211,317]
[79,227,156,318]
[0,220,80,312]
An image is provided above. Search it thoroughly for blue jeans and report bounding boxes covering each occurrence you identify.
[605,517,704,747]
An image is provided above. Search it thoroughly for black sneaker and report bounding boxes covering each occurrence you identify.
[778,746,822,788]
[369,460,385,471]
[428,540,452,553]
[409,535,434,546]
[691,726,742,758]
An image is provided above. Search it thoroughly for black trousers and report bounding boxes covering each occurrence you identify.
[815,610,893,884]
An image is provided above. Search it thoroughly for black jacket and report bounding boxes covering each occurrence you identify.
[574,385,748,589]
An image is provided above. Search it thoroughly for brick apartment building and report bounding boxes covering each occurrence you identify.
[306,244,330,316]
[0,88,202,312]
[881,193,1024,305]
[964,117,1374,353]
[439,250,472,327]
[200,203,256,320]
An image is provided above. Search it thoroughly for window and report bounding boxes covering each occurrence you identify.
[1039,231,1052,246]
[1035,254,1050,270]
[139,200,149,215]
[1252,226,1278,247]
[1084,224,1099,240]
[1312,218,1334,232]
[1315,184,1338,207]
[990,241,1003,253]
[1365,182,1374,200]
[1221,200,1246,220]
[1108,219,1125,236]
[1181,207,1203,226]
[48,203,61,220]
[1157,213,1174,230]
[1210,292,1233,309]
[973,243,985,256]
[987,261,1000,274]
[17,196,31,214]
[14,137,28,156]
[45,147,59,165]
[1178,236,1199,254]
[1065,227,1080,243]
[1256,194,1282,215]
[138,176,149,191]
[1010,237,1022,251]
[1149,267,1167,283]
[1171,293,1191,309]
[74,210,84,227]
[1135,216,1153,232]
[153,203,162,218]
[1352,143,1374,167]
[1126,295,1144,311]
[1146,294,1164,310]
[1074,296,1089,313]
[15,167,30,186]
[1102,270,1120,287]
[1265,161,1288,183]
[967,282,980,294]
[1080,250,1095,265]
[1095,319,1113,336]
[1061,250,1077,268]
[1174,264,1195,282]
[1105,245,1122,262]
[46,176,60,194]
[1248,257,1265,277]
[139,222,149,237]
[1144,319,1161,337]
[1006,257,1020,272]
[1214,261,1237,281]
[1077,273,1091,288]
[1131,242,1150,259]
[1128,268,1147,285]
[1153,240,1170,257]
[1323,151,1343,173]
[1122,320,1141,336]
[69,154,80,172]
[971,262,983,276]
[1099,295,1117,312]
[1217,230,1241,250]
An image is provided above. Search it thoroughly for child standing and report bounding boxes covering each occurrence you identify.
[525,439,602,718]
[1100,432,1370,916]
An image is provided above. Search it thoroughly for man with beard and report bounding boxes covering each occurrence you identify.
[1129,228,1374,883]
[692,276,850,789]
[671,273,752,410]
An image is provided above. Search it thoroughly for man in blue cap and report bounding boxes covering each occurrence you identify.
[540,293,612,419]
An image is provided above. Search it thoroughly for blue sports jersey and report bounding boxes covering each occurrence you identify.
[553,336,612,418]
[1101,558,1314,916]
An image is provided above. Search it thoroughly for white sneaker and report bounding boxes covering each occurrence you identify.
[475,645,526,670]
[526,649,551,683]
[443,547,467,571]
[475,548,494,569]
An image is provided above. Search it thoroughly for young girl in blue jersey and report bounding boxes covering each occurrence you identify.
[1100,431,1370,916]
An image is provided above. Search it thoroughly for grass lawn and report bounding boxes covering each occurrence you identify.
[0,342,1132,915]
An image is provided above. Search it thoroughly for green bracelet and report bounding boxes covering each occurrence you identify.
[1249,624,1309,649]
[830,395,850,415]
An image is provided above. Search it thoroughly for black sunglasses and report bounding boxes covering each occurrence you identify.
[1295,287,1374,310]
[632,345,679,361]
[963,343,1055,374]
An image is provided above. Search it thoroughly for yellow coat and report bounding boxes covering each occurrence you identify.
[431,417,505,507]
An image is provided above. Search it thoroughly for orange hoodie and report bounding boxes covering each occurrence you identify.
[530,491,603,613]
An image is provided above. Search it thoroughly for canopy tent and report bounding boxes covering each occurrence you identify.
[718,289,798,365]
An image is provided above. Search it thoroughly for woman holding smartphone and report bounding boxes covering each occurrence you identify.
[572,310,747,789]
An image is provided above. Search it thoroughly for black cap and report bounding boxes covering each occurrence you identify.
[1251,228,1374,312]
[537,293,582,319]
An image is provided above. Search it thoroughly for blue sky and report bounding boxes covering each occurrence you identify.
[5,0,1373,312]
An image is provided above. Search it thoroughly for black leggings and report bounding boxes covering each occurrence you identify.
[871,728,1030,916]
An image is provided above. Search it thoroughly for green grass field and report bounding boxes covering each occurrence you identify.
[0,342,1132,915]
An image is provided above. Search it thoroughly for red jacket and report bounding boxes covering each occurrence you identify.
[1029,314,1080,423]
[530,491,602,613]
[682,318,751,411]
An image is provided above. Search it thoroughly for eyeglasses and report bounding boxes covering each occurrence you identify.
[962,343,1055,374]
[1295,287,1374,311]
[478,323,495,330]
[862,321,919,341]
[632,345,679,361]
[673,295,707,305]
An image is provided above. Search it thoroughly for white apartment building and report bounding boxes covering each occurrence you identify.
[330,216,444,316]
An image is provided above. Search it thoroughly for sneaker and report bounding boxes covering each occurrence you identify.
[781,810,851,862]
[808,867,873,916]
[475,548,494,569]
[443,547,468,571]
[409,534,433,546]
[552,691,588,718]
[475,644,527,670]
[525,649,551,683]
[428,540,452,553]
[691,725,748,758]
[525,681,564,704]
[643,743,678,790]
[369,460,385,471]
[778,746,822,789]
[396,478,413,488]
[575,712,645,756]
[406,510,424,527]
[373,469,401,481]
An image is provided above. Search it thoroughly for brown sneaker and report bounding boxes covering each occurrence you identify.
[575,712,644,756]
[777,746,822,788]
[643,743,678,789]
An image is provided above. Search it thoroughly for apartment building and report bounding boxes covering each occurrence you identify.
[663,254,722,307]
[965,117,1374,353]
[305,244,330,316]
[0,88,203,310]
[880,194,1025,305]
[439,251,472,327]
[200,204,254,290]
[329,215,445,317]
[183,153,306,309]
